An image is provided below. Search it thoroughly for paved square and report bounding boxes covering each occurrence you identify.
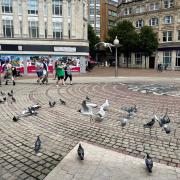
[45,142,180,180]
[0,75,180,179]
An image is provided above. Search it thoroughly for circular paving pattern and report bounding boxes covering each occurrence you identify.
[0,81,180,180]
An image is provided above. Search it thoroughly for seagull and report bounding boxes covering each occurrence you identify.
[31,104,41,110]
[144,118,155,128]
[86,102,98,108]
[163,124,171,134]
[34,136,41,154]
[77,143,84,160]
[97,106,105,119]
[59,99,66,105]
[100,99,109,111]
[145,153,153,173]
[79,100,93,115]
[95,42,113,52]
[49,101,56,108]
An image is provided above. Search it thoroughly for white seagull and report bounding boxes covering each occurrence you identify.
[95,42,114,52]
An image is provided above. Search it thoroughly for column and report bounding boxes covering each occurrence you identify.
[13,0,20,37]
[38,0,45,38]
[22,0,28,38]
[63,0,68,39]
[76,0,83,39]
[71,0,76,39]
[47,0,53,38]
[0,0,3,37]
[172,50,176,69]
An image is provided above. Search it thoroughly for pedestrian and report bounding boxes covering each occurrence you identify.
[64,62,73,85]
[56,61,66,87]
[4,61,15,85]
[54,60,58,80]
[35,59,43,84]
[42,58,48,84]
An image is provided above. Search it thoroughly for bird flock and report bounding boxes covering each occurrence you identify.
[0,89,175,174]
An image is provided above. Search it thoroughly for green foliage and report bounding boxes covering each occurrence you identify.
[88,24,100,59]
[139,26,158,57]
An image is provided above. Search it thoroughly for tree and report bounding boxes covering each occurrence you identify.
[88,24,100,59]
[108,20,139,68]
[139,26,158,68]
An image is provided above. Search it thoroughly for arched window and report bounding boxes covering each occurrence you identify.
[149,18,159,26]
[164,16,173,24]
[136,19,144,28]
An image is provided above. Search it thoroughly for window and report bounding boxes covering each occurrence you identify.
[3,20,14,37]
[96,6,100,15]
[68,23,71,39]
[29,21,39,38]
[149,2,159,11]
[90,6,94,15]
[68,0,71,17]
[44,0,48,16]
[123,54,131,64]
[96,17,100,25]
[163,31,172,42]
[2,0,12,13]
[136,20,144,28]
[178,30,180,41]
[45,22,47,38]
[163,51,171,66]
[53,22,63,39]
[28,0,38,15]
[176,51,180,66]
[18,0,22,14]
[20,20,22,37]
[90,0,94,4]
[149,18,158,26]
[135,53,142,65]
[164,0,174,8]
[164,16,173,24]
[52,0,62,16]
[124,8,132,15]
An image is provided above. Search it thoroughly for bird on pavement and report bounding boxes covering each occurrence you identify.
[34,136,41,154]
[77,143,84,160]
[1,91,6,96]
[100,99,109,111]
[49,101,56,108]
[86,96,91,102]
[8,92,13,97]
[144,118,155,128]
[13,116,20,122]
[12,96,16,103]
[121,118,128,127]
[78,100,93,115]
[59,99,66,105]
[145,153,153,173]
[162,124,171,134]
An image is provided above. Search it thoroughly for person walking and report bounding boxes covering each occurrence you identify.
[64,63,73,85]
[4,61,15,86]
[42,58,48,84]
[56,61,66,87]
[54,60,58,80]
[35,59,43,84]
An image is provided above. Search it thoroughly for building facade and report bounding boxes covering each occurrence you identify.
[117,0,180,70]
[0,0,89,73]
[100,0,117,41]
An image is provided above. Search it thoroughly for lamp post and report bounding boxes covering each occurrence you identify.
[113,36,119,77]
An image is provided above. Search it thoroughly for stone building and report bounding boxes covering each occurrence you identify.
[117,0,180,70]
[0,0,88,73]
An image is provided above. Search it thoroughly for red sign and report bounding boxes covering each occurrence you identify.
[71,67,80,72]
[27,65,54,74]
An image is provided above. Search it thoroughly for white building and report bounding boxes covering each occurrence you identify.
[0,0,89,73]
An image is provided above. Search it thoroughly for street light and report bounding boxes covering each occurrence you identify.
[113,36,119,77]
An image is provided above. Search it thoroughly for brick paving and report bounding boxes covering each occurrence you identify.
[0,74,180,179]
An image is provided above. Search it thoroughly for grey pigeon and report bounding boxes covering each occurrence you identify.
[1,91,6,96]
[13,116,20,122]
[49,101,56,107]
[144,118,155,128]
[77,143,84,160]
[145,153,153,173]
[86,96,91,101]
[35,136,41,153]
[8,92,13,97]
[12,97,16,103]
[121,118,128,127]
[60,99,66,105]
[163,124,171,134]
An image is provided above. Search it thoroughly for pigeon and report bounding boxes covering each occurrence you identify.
[13,116,20,122]
[31,104,41,110]
[34,136,41,153]
[0,99,4,103]
[11,90,13,94]
[12,97,16,103]
[163,124,171,134]
[122,105,137,115]
[49,101,56,107]
[28,107,37,115]
[59,99,66,105]
[100,99,109,111]
[121,118,128,127]
[77,143,84,160]
[3,97,6,102]
[144,118,155,128]
[8,92,13,97]
[1,91,6,96]
[145,153,153,173]
[86,96,91,101]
